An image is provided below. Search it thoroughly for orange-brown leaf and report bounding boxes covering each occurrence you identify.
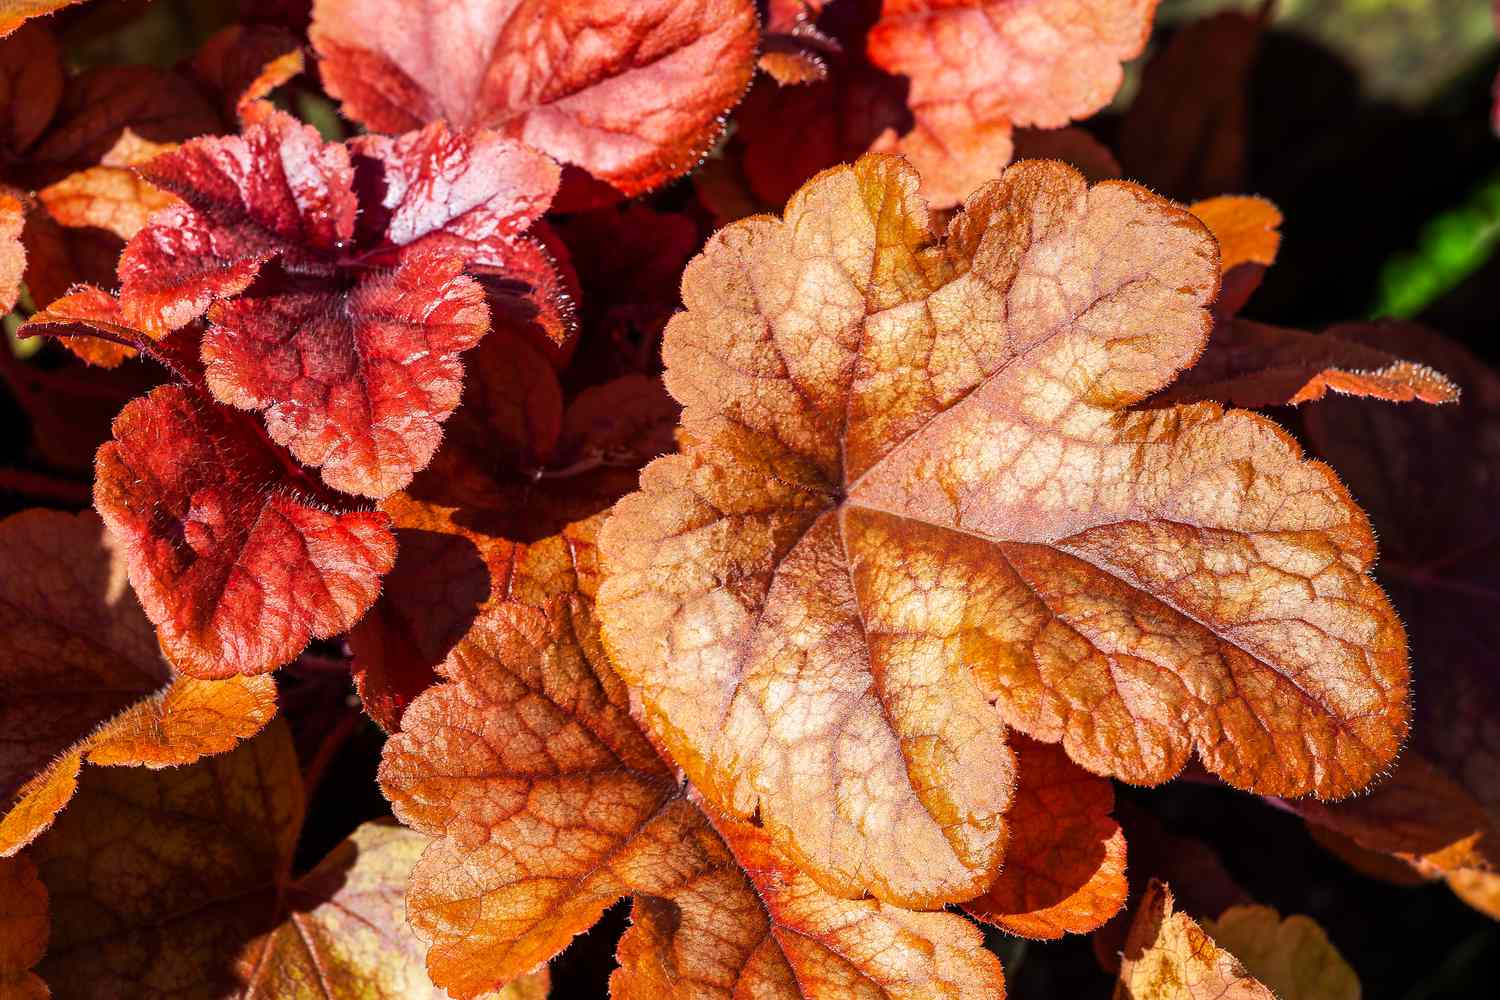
[597,155,1408,907]
[310,0,759,202]
[1114,881,1274,1000]
[380,515,1006,999]
[1193,196,1282,274]
[1204,906,1360,1000]
[19,284,143,367]
[963,736,1126,938]
[0,509,276,855]
[27,717,515,998]
[865,0,1158,206]
[38,131,179,243]
[0,855,47,1000]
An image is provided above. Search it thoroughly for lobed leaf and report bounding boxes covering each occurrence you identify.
[94,383,397,677]
[379,514,1012,999]
[865,0,1157,206]
[310,0,759,202]
[1114,882,1274,1000]
[118,109,561,497]
[0,509,275,855]
[597,154,1409,907]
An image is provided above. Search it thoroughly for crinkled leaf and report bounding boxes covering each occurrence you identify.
[963,736,1126,939]
[379,514,1007,999]
[865,0,1158,206]
[1114,881,1274,1000]
[19,283,142,367]
[0,855,47,1000]
[38,131,179,243]
[94,383,397,677]
[120,109,561,497]
[1204,906,1360,1000]
[597,155,1408,906]
[26,717,541,998]
[311,0,759,201]
[0,508,275,855]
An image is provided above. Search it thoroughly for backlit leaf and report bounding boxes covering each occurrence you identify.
[310,0,759,202]
[0,190,21,313]
[0,1,85,37]
[1115,882,1274,1000]
[379,514,1007,999]
[0,509,275,855]
[962,736,1127,939]
[597,154,1409,907]
[94,383,397,677]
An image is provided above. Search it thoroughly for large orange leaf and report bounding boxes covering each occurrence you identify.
[1114,882,1274,999]
[380,514,1014,998]
[94,383,398,677]
[310,0,759,203]
[596,154,1409,907]
[22,717,548,998]
[0,509,276,855]
[0,1,85,37]
[864,0,1157,206]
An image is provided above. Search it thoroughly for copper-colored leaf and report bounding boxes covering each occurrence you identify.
[0,855,47,1000]
[1114,881,1274,1000]
[190,24,306,122]
[310,0,759,201]
[1205,906,1360,1000]
[0,508,276,855]
[27,717,540,998]
[380,514,1005,999]
[1194,196,1282,275]
[597,155,1408,906]
[963,736,1126,939]
[865,0,1158,206]
[38,131,179,243]
[20,284,143,368]
[94,383,397,677]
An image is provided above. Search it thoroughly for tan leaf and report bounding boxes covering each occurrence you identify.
[1115,881,1274,1000]
[597,154,1409,907]
[1205,906,1361,1000]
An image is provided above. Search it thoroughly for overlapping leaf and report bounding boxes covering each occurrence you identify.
[1205,905,1361,1000]
[0,508,276,855]
[310,0,759,203]
[0,1,85,37]
[0,189,21,313]
[379,513,1066,998]
[1114,882,1274,1000]
[19,717,548,999]
[94,382,397,677]
[597,154,1409,907]
[738,0,1158,208]
[0,855,46,1000]
[117,108,561,497]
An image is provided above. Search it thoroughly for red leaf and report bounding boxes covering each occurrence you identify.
[119,110,562,497]
[94,383,397,677]
[310,0,759,202]
[0,22,62,156]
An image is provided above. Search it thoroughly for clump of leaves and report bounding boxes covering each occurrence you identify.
[1,1,1496,997]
